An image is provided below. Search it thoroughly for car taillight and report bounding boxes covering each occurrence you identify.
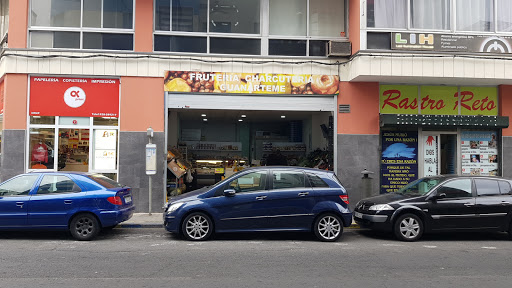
[339,195,349,204]
[107,196,123,205]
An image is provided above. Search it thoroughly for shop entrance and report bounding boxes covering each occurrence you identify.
[421,131,458,177]
[166,109,334,196]
[57,128,90,172]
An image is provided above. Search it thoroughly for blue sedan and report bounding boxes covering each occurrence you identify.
[164,167,352,241]
[0,172,135,240]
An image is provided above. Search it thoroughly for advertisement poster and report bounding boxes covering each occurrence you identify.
[93,130,117,170]
[423,135,439,177]
[461,131,498,176]
[381,131,418,194]
[164,71,340,95]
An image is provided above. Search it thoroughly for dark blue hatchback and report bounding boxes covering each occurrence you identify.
[164,167,352,241]
[0,172,134,240]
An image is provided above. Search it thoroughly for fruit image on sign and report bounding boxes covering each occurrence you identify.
[164,71,339,95]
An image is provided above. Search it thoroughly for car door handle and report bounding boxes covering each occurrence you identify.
[16,202,24,208]
[64,200,73,204]
[255,196,267,200]
[298,192,309,197]
[464,203,475,207]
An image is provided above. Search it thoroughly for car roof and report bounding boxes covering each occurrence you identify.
[28,171,96,176]
[426,174,510,180]
[237,166,334,174]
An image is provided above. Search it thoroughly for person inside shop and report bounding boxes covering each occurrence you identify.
[471,155,480,163]
[31,140,49,169]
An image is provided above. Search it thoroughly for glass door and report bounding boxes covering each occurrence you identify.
[421,131,459,177]
[58,128,90,172]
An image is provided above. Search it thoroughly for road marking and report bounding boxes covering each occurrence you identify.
[423,245,437,248]
[481,246,497,249]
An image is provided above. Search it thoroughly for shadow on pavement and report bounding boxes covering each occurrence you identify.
[355,228,510,242]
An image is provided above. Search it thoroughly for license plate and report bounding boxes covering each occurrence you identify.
[354,211,363,219]
[124,196,132,204]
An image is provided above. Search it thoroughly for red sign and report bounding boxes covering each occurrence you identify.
[30,77,119,117]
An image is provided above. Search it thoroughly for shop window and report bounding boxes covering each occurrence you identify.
[29,128,55,170]
[37,175,81,195]
[29,0,134,50]
[272,171,305,189]
[93,129,118,171]
[30,116,55,125]
[58,128,89,172]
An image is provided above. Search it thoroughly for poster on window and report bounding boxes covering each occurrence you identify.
[94,130,117,170]
[461,131,498,176]
[380,131,418,194]
[423,135,439,177]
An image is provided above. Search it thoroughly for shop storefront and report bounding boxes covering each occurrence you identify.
[27,76,120,179]
[379,84,509,194]
[164,71,339,195]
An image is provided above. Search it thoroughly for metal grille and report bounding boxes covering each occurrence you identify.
[339,104,351,113]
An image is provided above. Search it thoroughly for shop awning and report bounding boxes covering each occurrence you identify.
[380,114,509,129]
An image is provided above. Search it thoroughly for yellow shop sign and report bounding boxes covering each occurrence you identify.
[380,85,497,116]
[164,71,340,95]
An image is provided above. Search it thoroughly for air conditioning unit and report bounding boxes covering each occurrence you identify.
[327,40,351,57]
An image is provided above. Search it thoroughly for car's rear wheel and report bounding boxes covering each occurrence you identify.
[182,212,213,241]
[314,213,343,242]
[394,213,423,242]
[69,213,100,241]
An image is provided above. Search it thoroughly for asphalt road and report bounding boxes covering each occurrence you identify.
[1,228,511,288]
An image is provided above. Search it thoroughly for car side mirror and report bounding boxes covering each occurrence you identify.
[428,192,446,201]
[223,189,236,197]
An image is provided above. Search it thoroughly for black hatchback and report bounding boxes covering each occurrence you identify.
[354,175,512,241]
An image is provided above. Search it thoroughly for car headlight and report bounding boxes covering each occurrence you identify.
[369,204,394,211]
[166,202,184,214]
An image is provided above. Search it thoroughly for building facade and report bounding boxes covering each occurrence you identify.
[1,0,511,212]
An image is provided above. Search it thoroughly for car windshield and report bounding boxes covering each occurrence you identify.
[396,177,443,196]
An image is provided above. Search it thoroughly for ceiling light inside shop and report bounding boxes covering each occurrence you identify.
[203,118,208,121]
[281,115,286,118]
[196,160,223,164]
[241,115,246,118]
[201,114,207,117]
[238,119,243,122]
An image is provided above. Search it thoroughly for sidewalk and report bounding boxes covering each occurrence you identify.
[118,213,360,229]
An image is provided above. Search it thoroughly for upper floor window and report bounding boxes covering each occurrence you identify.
[0,0,8,43]
[29,0,134,50]
[155,0,346,56]
[367,0,512,33]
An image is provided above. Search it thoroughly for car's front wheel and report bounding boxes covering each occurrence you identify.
[69,213,100,241]
[314,213,343,242]
[394,213,423,242]
[182,212,213,241]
